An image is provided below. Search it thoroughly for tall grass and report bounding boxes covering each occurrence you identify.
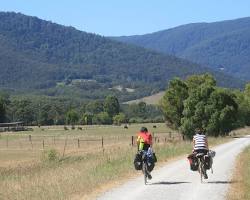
[0,136,231,200]
[227,146,250,200]
[0,123,236,200]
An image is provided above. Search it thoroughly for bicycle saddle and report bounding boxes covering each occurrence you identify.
[196,153,205,158]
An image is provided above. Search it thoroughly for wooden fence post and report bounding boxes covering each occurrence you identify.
[29,135,33,149]
[101,137,104,148]
[131,136,134,146]
[78,138,80,148]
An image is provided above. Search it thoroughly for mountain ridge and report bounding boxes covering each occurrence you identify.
[112,17,250,80]
[0,12,245,101]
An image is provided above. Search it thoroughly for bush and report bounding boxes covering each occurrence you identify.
[41,149,59,162]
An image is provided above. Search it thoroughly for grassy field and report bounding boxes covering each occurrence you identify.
[0,123,175,166]
[227,145,250,200]
[0,123,241,200]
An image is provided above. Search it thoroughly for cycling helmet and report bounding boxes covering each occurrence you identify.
[195,127,203,134]
[140,127,148,132]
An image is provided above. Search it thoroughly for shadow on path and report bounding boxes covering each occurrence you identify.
[150,181,191,185]
[232,135,250,138]
[207,180,236,184]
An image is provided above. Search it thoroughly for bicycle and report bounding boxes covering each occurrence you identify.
[196,152,207,183]
[141,151,149,185]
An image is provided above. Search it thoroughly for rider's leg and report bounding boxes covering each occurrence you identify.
[147,172,152,179]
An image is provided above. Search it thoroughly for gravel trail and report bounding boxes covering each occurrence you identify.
[96,136,250,200]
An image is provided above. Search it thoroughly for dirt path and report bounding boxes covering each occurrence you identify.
[96,136,250,200]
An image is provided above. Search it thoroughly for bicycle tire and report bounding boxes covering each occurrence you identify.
[198,159,203,183]
[142,161,147,185]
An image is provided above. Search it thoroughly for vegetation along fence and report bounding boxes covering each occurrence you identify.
[0,131,182,156]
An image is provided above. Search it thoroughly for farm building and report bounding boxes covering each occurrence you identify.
[0,122,26,132]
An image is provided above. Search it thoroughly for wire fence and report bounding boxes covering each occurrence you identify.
[0,131,183,156]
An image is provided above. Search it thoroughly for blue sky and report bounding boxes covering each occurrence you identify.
[1,0,250,36]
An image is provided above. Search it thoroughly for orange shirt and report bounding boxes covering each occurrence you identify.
[137,132,152,145]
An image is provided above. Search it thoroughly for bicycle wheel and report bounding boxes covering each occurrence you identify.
[198,159,203,183]
[142,161,147,185]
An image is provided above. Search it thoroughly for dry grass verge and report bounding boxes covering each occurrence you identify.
[0,123,236,200]
[227,145,250,200]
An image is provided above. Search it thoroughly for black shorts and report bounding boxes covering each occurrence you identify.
[194,149,208,154]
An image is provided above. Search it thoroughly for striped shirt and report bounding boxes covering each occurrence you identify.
[193,134,208,150]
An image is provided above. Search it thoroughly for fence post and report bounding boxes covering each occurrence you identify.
[78,138,80,148]
[43,140,44,149]
[101,137,104,148]
[131,136,134,146]
[29,135,33,149]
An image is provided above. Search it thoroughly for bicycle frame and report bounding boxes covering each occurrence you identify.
[141,151,149,185]
[196,153,206,183]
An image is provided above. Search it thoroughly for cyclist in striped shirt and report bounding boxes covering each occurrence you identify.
[193,128,209,179]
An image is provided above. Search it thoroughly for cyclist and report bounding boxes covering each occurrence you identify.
[192,128,209,179]
[136,127,153,179]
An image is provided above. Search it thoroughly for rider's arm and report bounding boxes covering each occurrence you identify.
[137,136,144,151]
[192,137,195,152]
[136,136,140,151]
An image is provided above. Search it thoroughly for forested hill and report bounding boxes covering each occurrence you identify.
[0,12,244,101]
[113,17,250,81]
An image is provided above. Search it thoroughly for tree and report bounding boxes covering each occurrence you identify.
[82,113,93,125]
[85,100,103,114]
[0,92,10,123]
[176,74,217,138]
[113,113,126,125]
[137,102,147,118]
[10,99,34,125]
[103,95,120,118]
[160,78,188,128]
[65,109,79,126]
[186,73,216,93]
[205,89,238,136]
[0,97,6,123]
[92,112,112,125]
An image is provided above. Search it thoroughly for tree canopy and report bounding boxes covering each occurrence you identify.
[160,74,246,138]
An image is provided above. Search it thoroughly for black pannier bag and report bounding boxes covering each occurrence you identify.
[153,152,157,163]
[187,154,198,171]
[133,152,142,170]
[204,154,211,169]
[147,156,155,172]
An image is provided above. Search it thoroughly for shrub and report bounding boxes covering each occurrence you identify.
[41,149,59,162]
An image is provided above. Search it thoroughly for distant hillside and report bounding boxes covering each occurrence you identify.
[0,12,244,102]
[113,17,250,80]
[124,91,164,105]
